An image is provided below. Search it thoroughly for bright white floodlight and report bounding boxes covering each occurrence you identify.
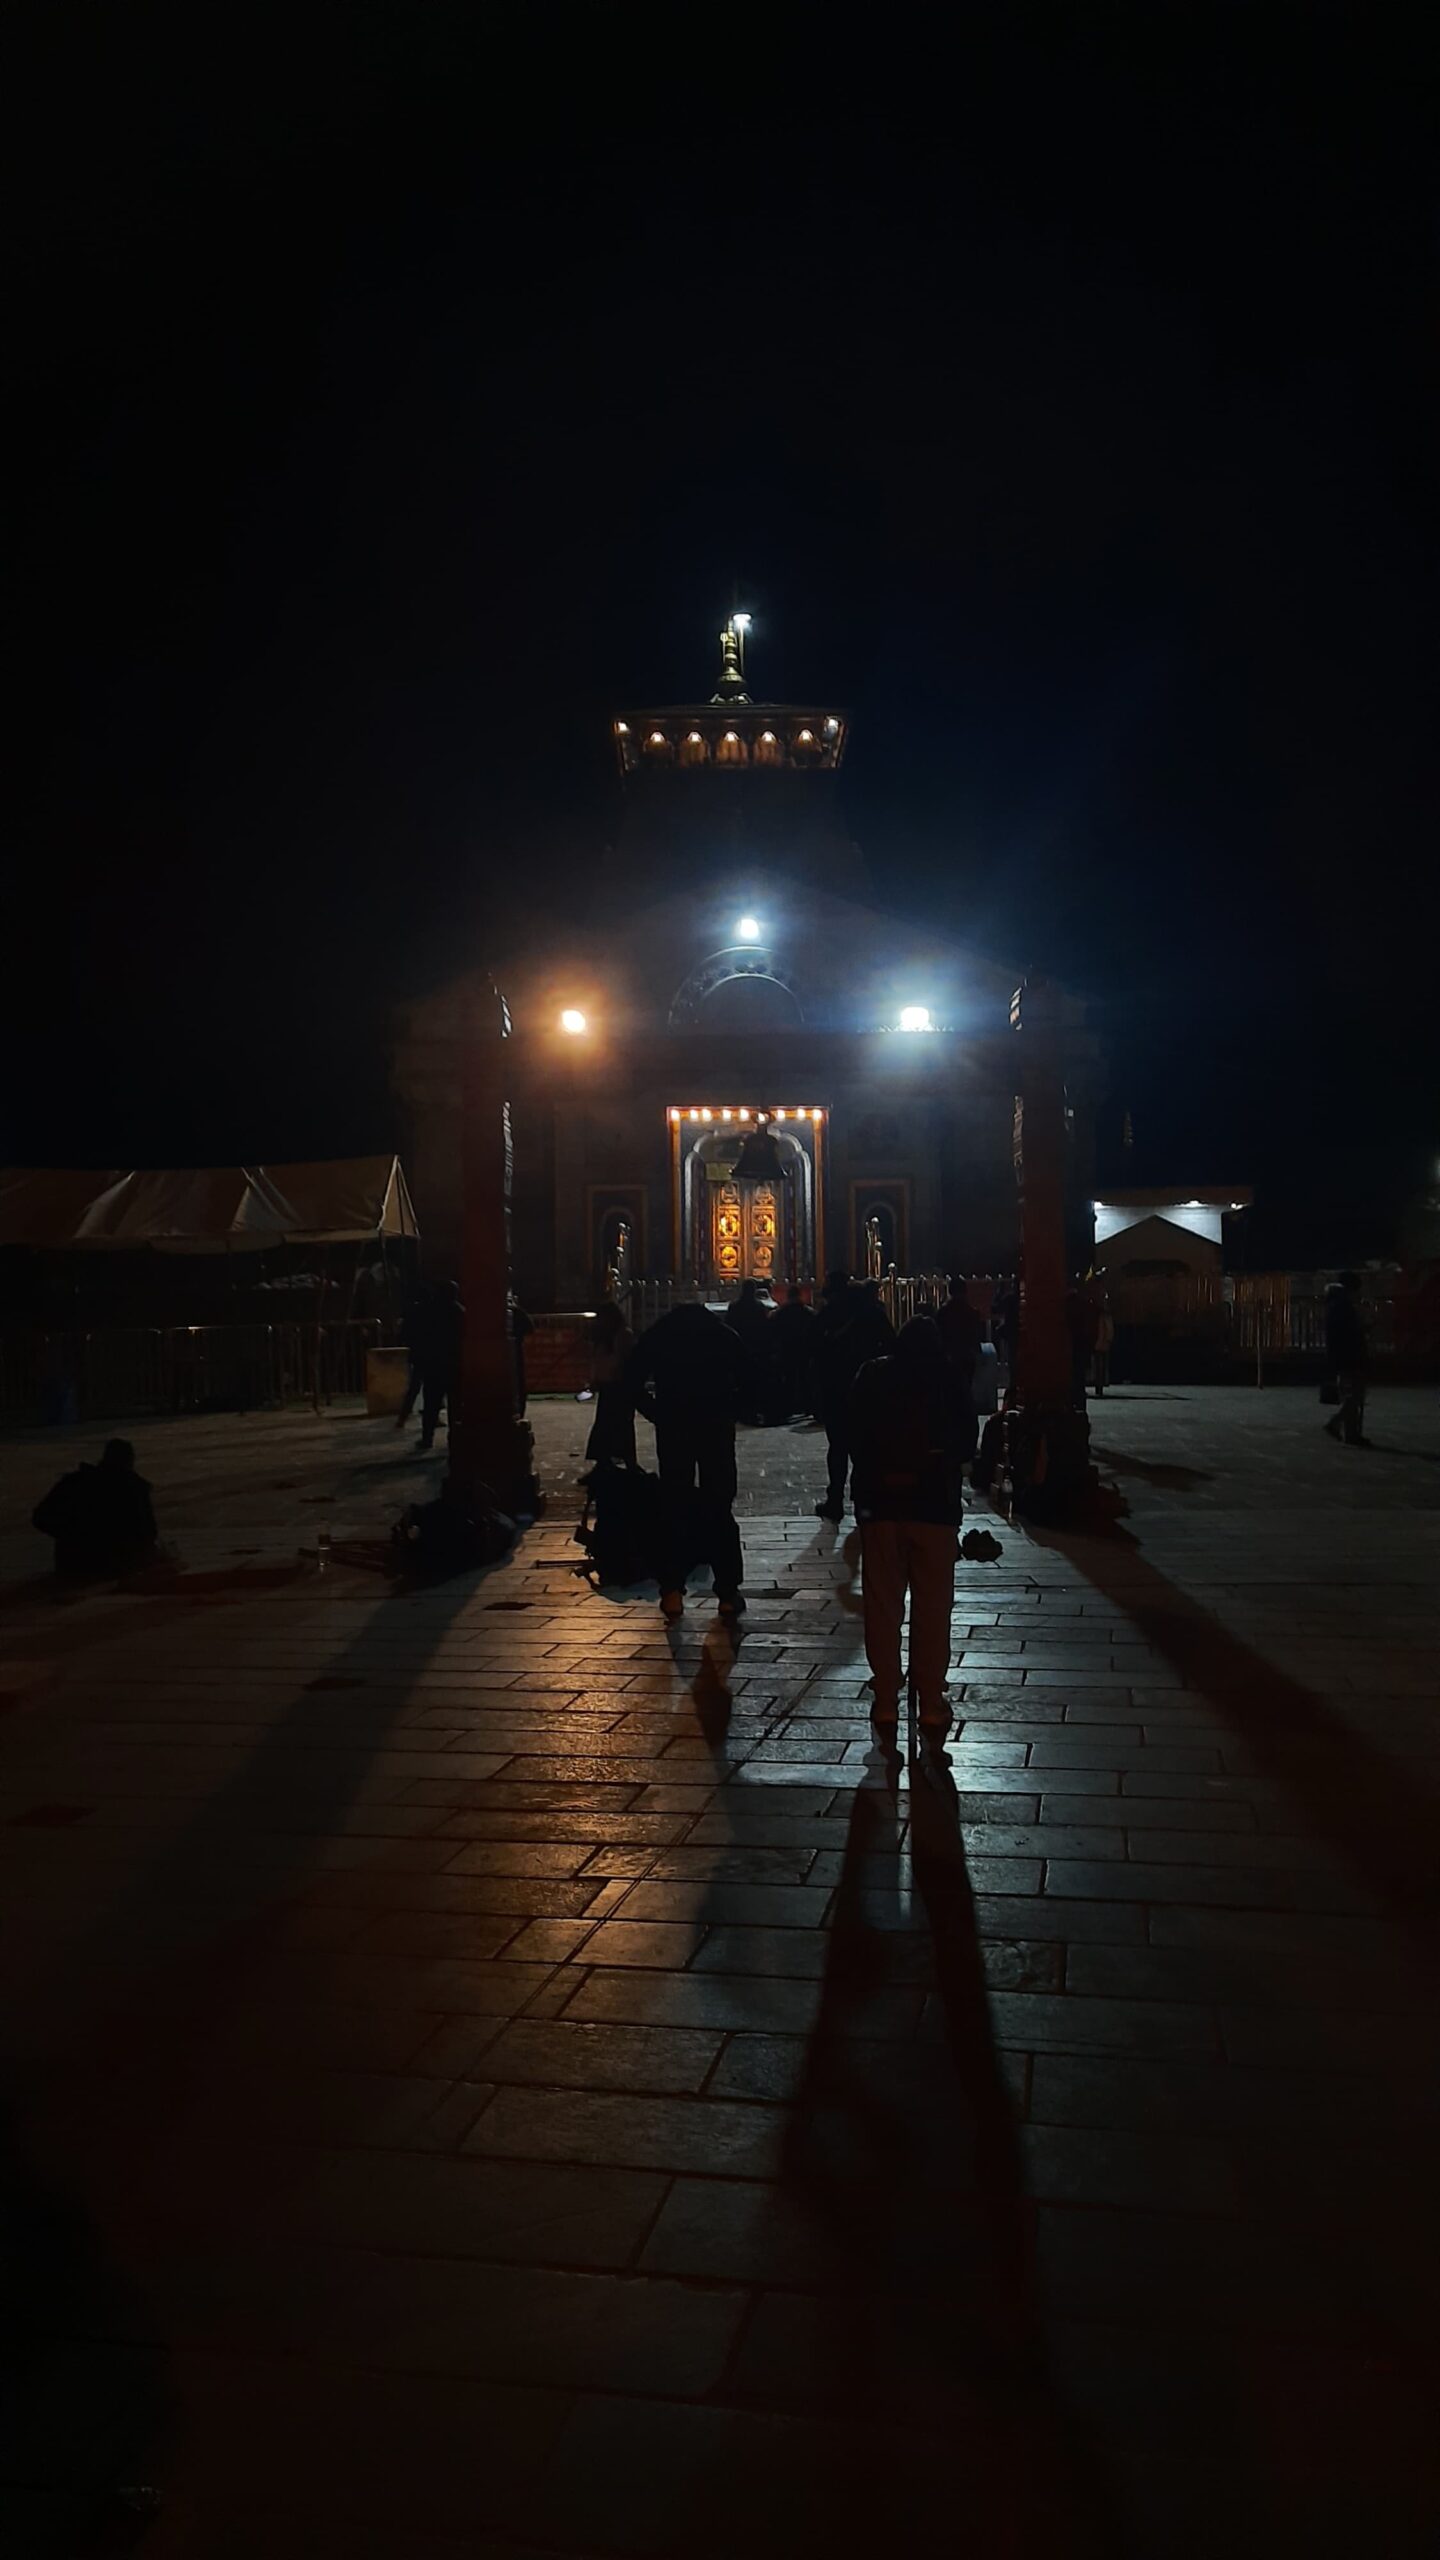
[736,916,762,942]
[898,1005,933,1033]
[559,1008,588,1035]
[732,612,752,630]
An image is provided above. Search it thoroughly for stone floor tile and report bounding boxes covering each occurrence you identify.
[1068,1939,1427,2012]
[985,1988,1219,2056]
[428,1839,597,1878]
[179,2240,747,2395]
[639,2175,837,2285]
[1145,1904,1397,1960]
[608,1880,832,1926]
[248,2145,668,2269]
[571,1918,708,1968]
[1046,1792,1257,1831]
[1045,1859,1300,1909]
[691,1925,833,1978]
[178,2067,453,2151]
[1020,2121,1239,2211]
[644,1843,820,1883]
[464,2083,785,2176]
[974,1891,1148,1943]
[1028,2050,1440,2136]
[349,1911,540,1959]
[478,2017,723,2093]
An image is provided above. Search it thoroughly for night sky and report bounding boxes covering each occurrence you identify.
[11,14,1438,1262]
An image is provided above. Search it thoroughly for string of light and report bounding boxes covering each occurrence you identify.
[668,1107,824,1123]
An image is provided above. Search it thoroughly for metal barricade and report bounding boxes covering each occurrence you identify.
[0,1321,383,1426]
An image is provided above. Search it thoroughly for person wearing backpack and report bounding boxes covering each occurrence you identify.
[849,1315,977,1739]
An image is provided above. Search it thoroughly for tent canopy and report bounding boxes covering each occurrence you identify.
[0,1157,418,1252]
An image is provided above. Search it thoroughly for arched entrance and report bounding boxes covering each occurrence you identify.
[678,1124,816,1291]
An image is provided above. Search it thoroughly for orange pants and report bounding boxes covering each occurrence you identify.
[859,1518,957,1721]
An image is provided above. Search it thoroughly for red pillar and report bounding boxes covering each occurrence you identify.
[1008,973,1091,1514]
[448,981,541,1519]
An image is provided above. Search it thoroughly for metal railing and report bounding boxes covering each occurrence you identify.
[0,1321,384,1427]
[1107,1273,1402,1358]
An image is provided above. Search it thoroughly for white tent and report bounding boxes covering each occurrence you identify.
[0,1157,419,1252]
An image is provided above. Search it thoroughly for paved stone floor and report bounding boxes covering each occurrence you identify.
[0,1387,1437,2557]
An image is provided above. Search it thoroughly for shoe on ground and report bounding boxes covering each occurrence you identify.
[660,1589,685,1619]
[815,1500,844,1522]
[716,1592,746,1618]
[1347,1436,1374,1448]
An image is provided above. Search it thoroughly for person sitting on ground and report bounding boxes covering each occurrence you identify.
[585,1300,637,1468]
[624,1299,745,1619]
[849,1315,977,1741]
[33,1438,158,1581]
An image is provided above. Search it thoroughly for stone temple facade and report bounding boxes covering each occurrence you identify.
[391,618,1100,1307]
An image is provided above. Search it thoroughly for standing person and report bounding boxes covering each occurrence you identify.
[935,1273,983,1389]
[990,1278,1019,1390]
[1091,1288,1115,1395]
[585,1301,637,1467]
[396,1283,426,1430]
[1065,1280,1100,1406]
[625,1301,746,1617]
[770,1283,817,1422]
[1323,1270,1371,1447]
[814,1274,895,1522]
[850,1316,977,1739]
[510,1292,535,1418]
[724,1279,773,1424]
[419,1279,464,1450]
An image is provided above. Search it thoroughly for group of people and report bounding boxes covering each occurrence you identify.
[584,1272,984,1734]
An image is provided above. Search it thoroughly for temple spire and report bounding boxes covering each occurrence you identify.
[711,610,752,704]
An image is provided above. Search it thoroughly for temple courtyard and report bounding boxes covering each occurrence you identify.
[0,1385,1437,2557]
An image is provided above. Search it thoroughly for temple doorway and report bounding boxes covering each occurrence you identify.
[671,1110,823,1292]
[711,1173,784,1285]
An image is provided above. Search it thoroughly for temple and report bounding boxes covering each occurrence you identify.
[392,615,1101,1301]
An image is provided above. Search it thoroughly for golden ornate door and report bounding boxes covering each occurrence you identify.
[711,1179,780,1282]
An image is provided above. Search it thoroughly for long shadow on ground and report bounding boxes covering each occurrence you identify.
[0,1551,494,2553]
[778,1751,1131,2555]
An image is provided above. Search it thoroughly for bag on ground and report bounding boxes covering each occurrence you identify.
[575,1461,663,1587]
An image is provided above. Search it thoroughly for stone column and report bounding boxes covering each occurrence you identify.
[1009,973,1091,1513]
[448,981,542,1518]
